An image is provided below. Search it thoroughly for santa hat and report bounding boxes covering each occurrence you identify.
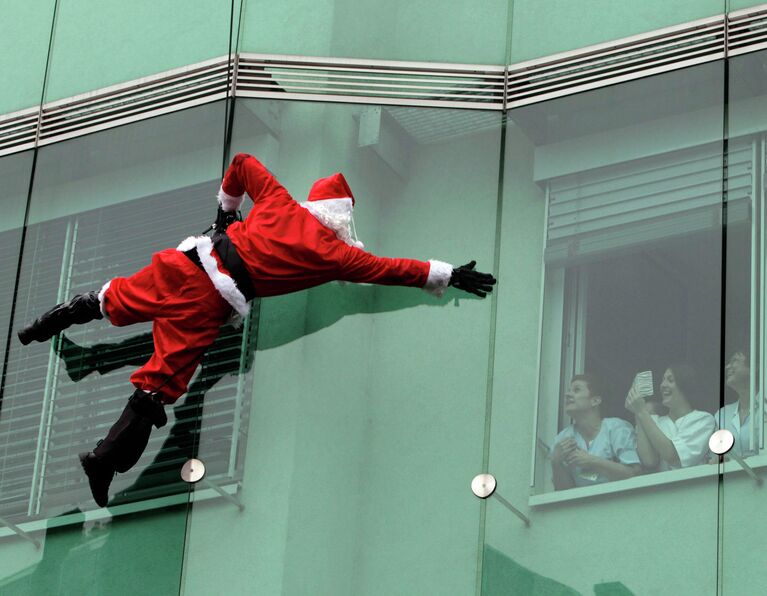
[301,173,364,249]
[307,172,355,206]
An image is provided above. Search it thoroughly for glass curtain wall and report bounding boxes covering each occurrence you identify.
[6,1,767,595]
[721,47,767,596]
[237,0,509,64]
[0,101,230,595]
[484,60,728,595]
[178,99,503,595]
[0,0,237,590]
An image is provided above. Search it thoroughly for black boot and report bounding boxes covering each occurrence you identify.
[18,291,103,345]
[80,389,167,507]
[54,333,154,382]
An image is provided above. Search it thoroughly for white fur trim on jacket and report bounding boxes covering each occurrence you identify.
[217,186,245,211]
[423,260,453,297]
[98,280,112,318]
[176,235,250,319]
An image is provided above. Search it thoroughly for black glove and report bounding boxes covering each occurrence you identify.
[210,205,242,234]
[448,261,496,298]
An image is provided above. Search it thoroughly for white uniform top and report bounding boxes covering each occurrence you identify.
[716,400,762,456]
[651,410,716,471]
[552,417,640,487]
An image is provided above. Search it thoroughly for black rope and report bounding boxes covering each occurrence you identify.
[0,0,60,409]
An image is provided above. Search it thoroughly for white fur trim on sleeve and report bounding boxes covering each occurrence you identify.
[423,260,453,298]
[217,186,245,211]
[176,235,250,319]
[98,280,112,318]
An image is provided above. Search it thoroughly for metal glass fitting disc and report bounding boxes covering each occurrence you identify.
[471,473,497,499]
[708,429,735,455]
[181,458,206,483]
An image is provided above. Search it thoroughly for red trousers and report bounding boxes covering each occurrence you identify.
[101,249,232,402]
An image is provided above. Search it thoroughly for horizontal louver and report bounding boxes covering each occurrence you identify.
[545,139,753,263]
[729,4,767,56]
[0,182,254,523]
[2,5,767,157]
[37,58,231,148]
[0,108,38,156]
[236,54,505,109]
[507,16,725,109]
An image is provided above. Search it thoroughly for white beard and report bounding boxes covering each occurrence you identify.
[300,198,364,249]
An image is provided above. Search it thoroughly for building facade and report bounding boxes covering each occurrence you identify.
[1,1,766,594]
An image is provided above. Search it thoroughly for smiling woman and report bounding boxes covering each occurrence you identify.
[627,365,716,471]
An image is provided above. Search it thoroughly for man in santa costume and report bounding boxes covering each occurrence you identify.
[17,153,496,507]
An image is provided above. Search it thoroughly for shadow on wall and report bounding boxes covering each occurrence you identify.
[0,283,478,592]
[54,282,477,506]
[482,545,636,596]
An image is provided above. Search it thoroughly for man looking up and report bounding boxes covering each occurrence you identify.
[551,374,640,490]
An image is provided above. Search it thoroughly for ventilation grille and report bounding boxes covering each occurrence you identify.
[729,4,767,56]
[37,57,231,148]
[0,107,38,156]
[236,54,505,110]
[507,15,726,108]
[5,4,767,157]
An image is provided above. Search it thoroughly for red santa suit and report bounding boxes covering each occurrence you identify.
[100,153,454,402]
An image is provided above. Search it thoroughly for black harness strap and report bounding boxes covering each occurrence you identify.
[183,234,257,301]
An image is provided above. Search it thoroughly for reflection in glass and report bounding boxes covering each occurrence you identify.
[516,62,733,494]
[180,99,502,595]
[0,102,228,591]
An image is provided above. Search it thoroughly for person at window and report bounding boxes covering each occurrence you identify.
[16,153,497,508]
[550,374,640,490]
[716,349,762,457]
[625,364,715,471]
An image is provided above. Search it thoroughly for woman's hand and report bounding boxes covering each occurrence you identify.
[625,386,649,415]
[564,447,596,470]
[551,437,577,466]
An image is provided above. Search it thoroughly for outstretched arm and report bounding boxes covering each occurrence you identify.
[339,245,496,298]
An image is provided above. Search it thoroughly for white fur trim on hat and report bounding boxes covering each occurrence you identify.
[423,260,453,297]
[217,186,245,211]
[98,280,112,318]
[176,236,250,319]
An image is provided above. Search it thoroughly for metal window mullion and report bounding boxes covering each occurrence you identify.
[27,220,77,516]
[749,139,759,453]
[761,136,767,450]
[228,312,253,477]
[529,183,552,486]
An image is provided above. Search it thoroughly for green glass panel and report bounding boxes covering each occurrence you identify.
[720,48,767,596]
[179,99,502,595]
[0,152,32,380]
[43,0,239,103]
[509,0,725,63]
[0,0,55,114]
[0,101,229,592]
[729,0,767,11]
[238,0,509,64]
[484,62,726,594]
